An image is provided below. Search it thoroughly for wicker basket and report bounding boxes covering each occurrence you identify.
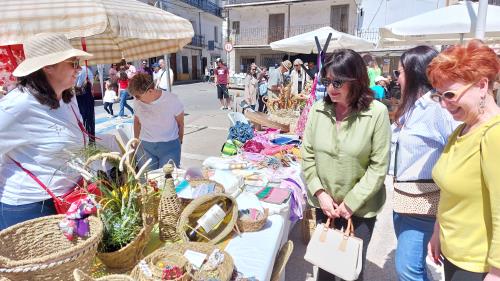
[131,242,233,281]
[146,251,191,281]
[301,207,317,244]
[97,222,153,272]
[178,194,238,245]
[236,208,269,232]
[73,269,135,281]
[0,215,103,281]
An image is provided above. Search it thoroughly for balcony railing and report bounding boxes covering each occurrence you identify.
[189,34,205,47]
[225,0,281,5]
[355,28,379,44]
[233,24,330,45]
[180,0,223,17]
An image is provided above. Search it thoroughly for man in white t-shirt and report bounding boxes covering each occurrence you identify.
[157,59,174,91]
[128,73,184,168]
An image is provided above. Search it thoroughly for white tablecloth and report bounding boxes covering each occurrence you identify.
[225,198,292,281]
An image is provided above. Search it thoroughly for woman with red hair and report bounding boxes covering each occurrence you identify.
[427,40,500,281]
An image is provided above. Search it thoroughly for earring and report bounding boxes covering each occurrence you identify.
[478,95,486,114]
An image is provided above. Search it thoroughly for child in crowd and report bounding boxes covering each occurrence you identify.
[103,81,118,117]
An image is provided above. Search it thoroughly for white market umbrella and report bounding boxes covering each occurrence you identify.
[0,0,194,64]
[379,1,500,47]
[270,26,375,53]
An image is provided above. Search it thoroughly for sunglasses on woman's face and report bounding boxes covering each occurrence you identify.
[63,59,80,69]
[430,82,476,103]
[320,78,350,89]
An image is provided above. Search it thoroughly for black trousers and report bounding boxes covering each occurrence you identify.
[103,102,114,115]
[444,258,487,281]
[315,208,377,281]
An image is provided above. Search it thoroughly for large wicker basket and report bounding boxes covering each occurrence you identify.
[177,194,238,245]
[131,242,234,281]
[0,215,103,281]
[73,269,135,281]
[97,223,153,272]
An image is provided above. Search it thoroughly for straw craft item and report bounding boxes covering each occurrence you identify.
[178,194,238,245]
[135,251,191,281]
[301,207,317,244]
[0,215,103,281]
[130,242,234,281]
[158,163,182,242]
[73,269,135,281]
[97,222,153,272]
[236,208,269,233]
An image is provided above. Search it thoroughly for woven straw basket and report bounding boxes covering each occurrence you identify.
[131,242,234,281]
[73,269,135,281]
[0,215,103,281]
[177,194,238,245]
[301,207,317,244]
[131,251,191,281]
[97,222,153,272]
[236,208,269,232]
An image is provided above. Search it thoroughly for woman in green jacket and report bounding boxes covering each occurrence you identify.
[301,49,391,280]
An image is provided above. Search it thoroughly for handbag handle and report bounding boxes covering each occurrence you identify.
[324,218,355,237]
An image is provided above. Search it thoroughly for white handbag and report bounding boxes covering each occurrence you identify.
[304,218,363,281]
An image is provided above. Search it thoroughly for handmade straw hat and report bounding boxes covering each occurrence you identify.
[13,33,92,77]
[281,60,292,71]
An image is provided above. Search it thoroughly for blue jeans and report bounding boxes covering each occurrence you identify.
[0,199,57,230]
[141,138,181,170]
[119,90,134,116]
[393,212,436,281]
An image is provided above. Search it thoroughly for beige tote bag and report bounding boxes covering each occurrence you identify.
[304,218,363,281]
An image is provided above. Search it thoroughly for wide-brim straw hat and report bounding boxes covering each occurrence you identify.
[13,33,92,77]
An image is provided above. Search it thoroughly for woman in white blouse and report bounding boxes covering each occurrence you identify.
[0,33,92,230]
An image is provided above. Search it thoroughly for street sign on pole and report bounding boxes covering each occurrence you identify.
[224,42,233,53]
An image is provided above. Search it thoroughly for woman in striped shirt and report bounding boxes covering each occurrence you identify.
[389,46,459,281]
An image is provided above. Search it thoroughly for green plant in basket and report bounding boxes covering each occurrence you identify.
[75,138,157,253]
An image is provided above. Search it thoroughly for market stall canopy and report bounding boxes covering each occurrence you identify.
[379,1,500,47]
[0,0,194,64]
[269,26,375,54]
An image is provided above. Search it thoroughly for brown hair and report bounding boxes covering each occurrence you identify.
[128,73,154,97]
[321,49,373,112]
[427,40,500,90]
[17,69,73,109]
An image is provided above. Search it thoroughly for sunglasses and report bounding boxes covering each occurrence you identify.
[63,59,80,69]
[320,78,352,89]
[430,82,476,103]
[393,69,403,79]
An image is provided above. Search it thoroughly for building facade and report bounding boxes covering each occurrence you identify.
[224,0,358,74]
[142,0,225,81]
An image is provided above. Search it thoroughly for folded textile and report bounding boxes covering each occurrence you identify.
[228,121,254,143]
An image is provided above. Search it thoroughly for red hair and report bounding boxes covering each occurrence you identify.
[427,40,500,89]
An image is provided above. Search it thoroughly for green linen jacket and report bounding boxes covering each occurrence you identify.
[301,100,391,218]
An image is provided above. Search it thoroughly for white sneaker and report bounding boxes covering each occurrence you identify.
[227,107,232,111]
[107,114,113,118]
[220,106,226,110]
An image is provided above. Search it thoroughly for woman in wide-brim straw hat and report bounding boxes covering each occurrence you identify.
[0,33,92,230]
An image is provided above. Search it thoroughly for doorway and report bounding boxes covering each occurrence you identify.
[192,55,198,80]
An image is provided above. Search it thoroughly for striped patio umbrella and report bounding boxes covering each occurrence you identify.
[0,0,194,64]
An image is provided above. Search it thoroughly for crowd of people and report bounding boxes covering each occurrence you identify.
[301,41,500,281]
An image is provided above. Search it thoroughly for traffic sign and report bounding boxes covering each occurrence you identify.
[224,42,233,52]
